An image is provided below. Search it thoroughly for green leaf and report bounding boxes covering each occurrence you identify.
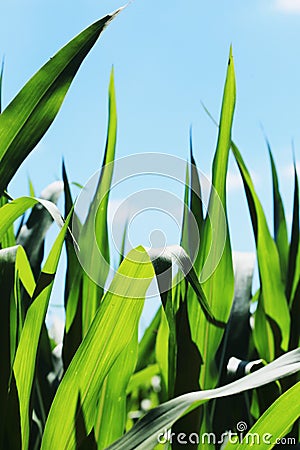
[189,132,204,269]
[76,67,117,335]
[180,161,190,254]
[148,245,225,328]
[0,245,35,446]
[288,162,300,350]
[119,219,128,266]
[28,177,35,197]
[17,181,63,278]
[0,194,16,249]
[13,213,72,450]
[107,349,300,450]
[41,246,155,450]
[136,307,161,372]
[155,306,170,395]
[127,364,160,395]
[0,196,64,243]
[231,142,290,360]
[0,8,123,193]
[95,337,139,448]
[0,57,4,113]
[189,47,235,389]
[267,141,289,283]
[286,160,299,304]
[62,161,84,369]
[225,381,300,449]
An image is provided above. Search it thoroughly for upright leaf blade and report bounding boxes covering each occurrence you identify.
[189,134,204,270]
[13,214,71,450]
[231,142,290,360]
[286,161,299,304]
[95,337,139,448]
[62,162,84,369]
[78,67,117,335]
[267,143,289,283]
[189,47,235,389]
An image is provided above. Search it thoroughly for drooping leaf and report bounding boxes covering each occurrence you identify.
[17,181,63,278]
[107,349,300,450]
[148,245,225,328]
[0,196,64,243]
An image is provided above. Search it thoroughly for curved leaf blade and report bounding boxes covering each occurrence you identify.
[225,381,300,449]
[0,196,64,242]
[0,8,123,193]
[107,349,300,450]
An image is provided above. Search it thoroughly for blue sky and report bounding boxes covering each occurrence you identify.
[1,1,300,331]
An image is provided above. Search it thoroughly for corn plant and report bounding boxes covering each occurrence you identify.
[0,6,299,450]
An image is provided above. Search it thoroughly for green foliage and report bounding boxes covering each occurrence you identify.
[0,9,299,450]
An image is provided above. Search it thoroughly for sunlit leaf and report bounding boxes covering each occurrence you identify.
[0,8,123,193]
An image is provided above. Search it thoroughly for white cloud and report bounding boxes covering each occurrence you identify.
[227,171,243,191]
[276,0,300,13]
[281,160,300,178]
